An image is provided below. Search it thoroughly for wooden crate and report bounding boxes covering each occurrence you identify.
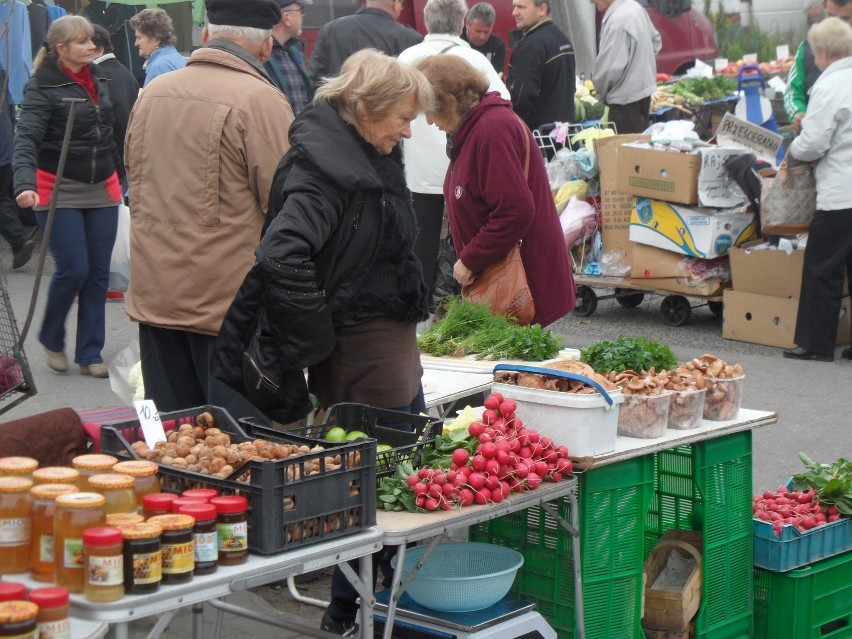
[643,622,695,639]
[642,530,703,632]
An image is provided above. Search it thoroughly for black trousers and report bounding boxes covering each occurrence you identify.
[608,96,652,135]
[411,192,445,302]
[0,163,27,252]
[794,209,852,355]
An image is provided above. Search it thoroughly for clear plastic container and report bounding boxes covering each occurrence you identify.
[667,387,707,430]
[617,391,672,439]
[703,376,744,421]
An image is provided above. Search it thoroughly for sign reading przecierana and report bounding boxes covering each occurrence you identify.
[715,113,783,166]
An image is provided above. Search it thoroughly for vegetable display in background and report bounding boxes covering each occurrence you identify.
[580,335,677,374]
[793,454,852,515]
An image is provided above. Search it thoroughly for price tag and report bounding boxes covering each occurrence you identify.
[743,53,758,64]
[134,399,166,447]
[776,45,789,61]
[714,58,728,72]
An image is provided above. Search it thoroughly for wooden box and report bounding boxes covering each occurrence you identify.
[642,529,703,632]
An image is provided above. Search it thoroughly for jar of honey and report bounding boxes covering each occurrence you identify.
[210,495,248,565]
[106,512,144,527]
[87,474,137,515]
[142,493,178,519]
[29,483,79,582]
[117,522,162,594]
[28,587,70,639]
[53,492,106,593]
[0,583,26,602]
[83,527,124,602]
[0,457,38,480]
[71,454,118,491]
[147,514,195,584]
[31,467,80,487]
[169,497,206,514]
[181,488,218,503]
[0,601,38,638]
[0,476,33,575]
[112,461,160,509]
[178,503,218,575]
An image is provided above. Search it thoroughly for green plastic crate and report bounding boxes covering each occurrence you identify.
[754,551,852,639]
[646,431,754,639]
[470,455,655,639]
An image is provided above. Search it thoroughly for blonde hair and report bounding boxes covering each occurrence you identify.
[315,49,436,124]
[808,16,852,60]
[34,15,95,69]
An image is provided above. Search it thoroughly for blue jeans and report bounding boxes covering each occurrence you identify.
[35,206,118,365]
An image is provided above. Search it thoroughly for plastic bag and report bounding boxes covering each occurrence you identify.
[559,196,598,250]
[109,203,131,292]
[109,338,144,404]
[546,148,581,188]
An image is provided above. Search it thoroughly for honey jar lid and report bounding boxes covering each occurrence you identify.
[27,587,69,609]
[0,601,39,623]
[106,512,145,526]
[142,492,178,510]
[169,497,206,513]
[147,514,195,530]
[0,582,26,602]
[0,456,38,474]
[117,522,162,539]
[72,454,119,471]
[32,466,80,483]
[178,503,217,521]
[211,495,248,514]
[0,476,34,493]
[83,526,124,546]
[87,473,135,490]
[181,488,218,501]
[31,483,79,500]
[112,460,158,477]
[55,492,106,509]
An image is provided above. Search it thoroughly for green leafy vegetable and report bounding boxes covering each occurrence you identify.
[579,335,677,374]
[376,461,417,512]
[793,454,852,515]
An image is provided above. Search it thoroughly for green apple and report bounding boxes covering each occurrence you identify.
[376,444,392,453]
[324,427,347,442]
[345,430,369,441]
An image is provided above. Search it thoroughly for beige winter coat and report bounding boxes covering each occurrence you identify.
[124,44,293,335]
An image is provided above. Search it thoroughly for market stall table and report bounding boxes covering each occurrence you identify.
[422,368,492,417]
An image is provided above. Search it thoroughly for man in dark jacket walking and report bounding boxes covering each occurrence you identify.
[506,0,575,130]
[309,0,422,79]
[265,0,314,116]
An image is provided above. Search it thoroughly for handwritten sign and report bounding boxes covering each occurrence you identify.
[134,399,166,447]
[697,147,749,208]
[714,58,729,72]
[715,113,784,165]
[776,45,790,61]
[743,53,758,64]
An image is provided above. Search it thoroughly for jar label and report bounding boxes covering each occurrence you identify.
[39,532,54,562]
[133,550,162,584]
[87,553,124,586]
[194,531,218,563]
[38,618,71,639]
[0,516,30,546]
[218,521,247,553]
[162,541,194,574]
[63,538,85,568]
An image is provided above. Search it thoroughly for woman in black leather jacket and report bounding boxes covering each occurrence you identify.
[13,16,122,379]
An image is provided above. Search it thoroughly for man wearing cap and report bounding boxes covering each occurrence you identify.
[124,0,293,421]
[309,0,422,79]
[265,0,314,115]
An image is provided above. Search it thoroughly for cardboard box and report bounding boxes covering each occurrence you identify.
[729,241,804,298]
[722,291,851,348]
[595,134,650,265]
[630,197,757,259]
[630,242,729,280]
[628,275,727,298]
[617,144,700,205]
[697,147,749,208]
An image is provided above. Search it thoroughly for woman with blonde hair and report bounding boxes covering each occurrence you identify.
[130,8,185,87]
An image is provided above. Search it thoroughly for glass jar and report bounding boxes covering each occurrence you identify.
[0,601,38,638]
[53,492,106,593]
[0,457,38,480]
[181,488,218,503]
[169,497,206,514]
[87,474,137,515]
[0,583,26,602]
[178,503,218,575]
[142,493,178,519]
[147,514,195,584]
[0,476,33,575]
[28,587,70,639]
[112,461,160,509]
[29,484,79,582]
[82,527,124,602]
[31,467,80,487]
[106,512,144,527]
[71,455,118,491]
[116,522,162,595]
[210,496,248,565]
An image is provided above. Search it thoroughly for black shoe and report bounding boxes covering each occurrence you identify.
[320,610,359,637]
[842,347,852,360]
[783,347,833,362]
[12,239,35,270]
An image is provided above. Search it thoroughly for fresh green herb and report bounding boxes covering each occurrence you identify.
[376,461,417,512]
[793,454,852,515]
[580,335,677,374]
[420,428,478,468]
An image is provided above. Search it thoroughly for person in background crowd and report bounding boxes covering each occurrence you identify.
[213,49,435,637]
[783,17,852,362]
[805,0,824,26]
[506,0,575,130]
[462,2,507,76]
[785,0,852,132]
[591,0,661,134]
[91,25,139,194]
[124,0,292,419]
[13,16,123,378]
[416,54,575,327]
[129,8,185,88]
[398,0,508,312]
[309,0,422,80]
[264,0,314,116]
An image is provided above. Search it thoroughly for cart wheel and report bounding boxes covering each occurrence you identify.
[573,285,598,317]
[615,288,645,308]
[660,295,692,326]
[708,300,724,317]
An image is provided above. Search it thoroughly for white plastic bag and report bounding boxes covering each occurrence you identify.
[109,338,143,404]
[109,203,131,292]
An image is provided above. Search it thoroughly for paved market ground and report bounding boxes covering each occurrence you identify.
[2,236,850,637]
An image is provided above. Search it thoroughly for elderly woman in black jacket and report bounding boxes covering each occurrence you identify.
[13,16,122,379]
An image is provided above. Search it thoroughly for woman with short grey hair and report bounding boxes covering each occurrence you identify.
[130,8,185,87]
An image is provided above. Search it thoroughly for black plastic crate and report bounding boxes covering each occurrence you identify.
[240,403,439,480]
[100,405,376,555]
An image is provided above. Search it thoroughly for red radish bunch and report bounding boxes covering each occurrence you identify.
[753,485,842,536]
[406,392,572,511]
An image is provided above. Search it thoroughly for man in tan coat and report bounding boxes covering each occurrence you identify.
[125,0,292,419]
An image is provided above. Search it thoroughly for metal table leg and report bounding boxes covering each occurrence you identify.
[541,488,584,639]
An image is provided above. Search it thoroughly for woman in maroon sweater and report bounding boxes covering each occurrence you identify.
[415,54,574,327]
